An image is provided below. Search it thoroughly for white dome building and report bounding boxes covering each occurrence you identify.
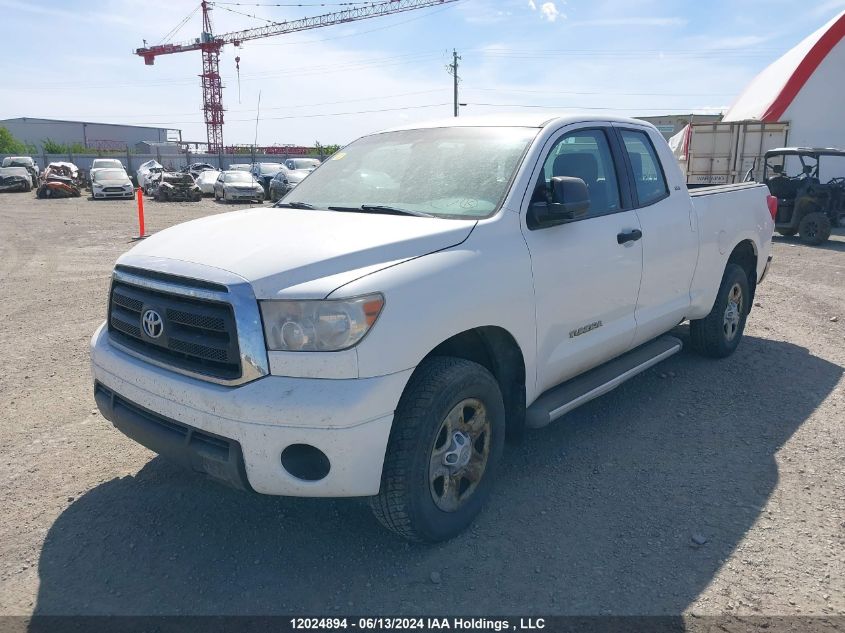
[723,10,845,148]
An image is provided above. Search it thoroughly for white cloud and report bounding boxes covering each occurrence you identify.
[527,0,565,23]
[540,2,562,22]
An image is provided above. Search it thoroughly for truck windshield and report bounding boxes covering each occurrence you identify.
[282,127,538,218]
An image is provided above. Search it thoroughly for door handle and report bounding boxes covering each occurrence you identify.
[617,229,643,244]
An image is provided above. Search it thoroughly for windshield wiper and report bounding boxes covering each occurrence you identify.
[327,204,434,218]
[274,200,316,209]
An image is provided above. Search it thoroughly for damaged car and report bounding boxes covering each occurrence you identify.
[136,160,164,194]
[184,162,216,179]
[0,166,33,192]
[2,156,39,186]
[195,169,221,196]
[151,171,202,202]
[36,162,82,198]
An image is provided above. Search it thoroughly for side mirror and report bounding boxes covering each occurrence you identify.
[528,176,590,228]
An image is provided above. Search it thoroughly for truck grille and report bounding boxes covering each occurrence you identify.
[108,278,242,381]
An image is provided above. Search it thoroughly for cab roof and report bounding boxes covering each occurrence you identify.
[379,112,654,133]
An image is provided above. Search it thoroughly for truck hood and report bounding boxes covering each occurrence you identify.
[122,207,477,298]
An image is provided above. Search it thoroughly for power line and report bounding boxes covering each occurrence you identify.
[46,89,448,121]
[5,51,444,90]
[73,102,452,126]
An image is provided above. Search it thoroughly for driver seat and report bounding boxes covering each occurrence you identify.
[552,152,606,212]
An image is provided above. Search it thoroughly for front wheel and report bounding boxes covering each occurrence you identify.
[370,357,505,543]
[690,263,750,358]
[798,212,831,245]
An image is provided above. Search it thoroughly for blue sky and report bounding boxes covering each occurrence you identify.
[0,0,843,146]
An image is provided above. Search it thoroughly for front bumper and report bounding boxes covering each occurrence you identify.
[225,190,263,201]
[90,323,411,496]
[93,189,134,199]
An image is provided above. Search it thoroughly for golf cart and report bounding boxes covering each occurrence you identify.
[762,147,845,244]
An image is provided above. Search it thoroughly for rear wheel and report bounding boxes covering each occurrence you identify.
[370,357,505,542]
[798,212,831,245]
[690,263,749,358]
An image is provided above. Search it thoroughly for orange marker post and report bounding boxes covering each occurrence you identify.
[135,187,148,239]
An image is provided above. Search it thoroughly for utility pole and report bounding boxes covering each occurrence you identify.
[448,49,461,117]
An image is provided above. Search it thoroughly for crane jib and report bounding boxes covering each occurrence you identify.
[134,0,459,152]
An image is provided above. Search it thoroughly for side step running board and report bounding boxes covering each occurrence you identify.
[525,335,683,429]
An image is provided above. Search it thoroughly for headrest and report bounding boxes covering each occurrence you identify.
[553,152,598,184]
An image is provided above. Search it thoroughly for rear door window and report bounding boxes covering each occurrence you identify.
[620,129,669,207]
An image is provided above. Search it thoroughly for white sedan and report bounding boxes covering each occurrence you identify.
[91,168,134,199]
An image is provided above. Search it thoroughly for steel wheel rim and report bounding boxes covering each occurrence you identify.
[428,398,491,512]
[723,283,743,341]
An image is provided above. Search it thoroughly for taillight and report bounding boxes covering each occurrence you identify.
[766,195,778,221]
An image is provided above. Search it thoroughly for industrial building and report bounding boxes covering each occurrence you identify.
[0,117,180,153]
[636,113,722,140]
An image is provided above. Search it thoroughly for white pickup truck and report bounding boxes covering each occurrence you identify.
[91,114,775,542]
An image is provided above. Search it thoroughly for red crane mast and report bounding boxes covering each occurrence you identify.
[136,0,457,152]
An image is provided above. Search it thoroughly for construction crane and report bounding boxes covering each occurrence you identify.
[135,0,458,152]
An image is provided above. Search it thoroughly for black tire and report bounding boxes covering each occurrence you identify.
[690,263,750,358]
[370,357,505,543]
[776,228,797,237]
[798,212,831,245]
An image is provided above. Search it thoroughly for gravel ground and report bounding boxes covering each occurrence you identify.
[0,192,842,617]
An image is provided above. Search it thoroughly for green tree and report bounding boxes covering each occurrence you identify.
[41,138,66,154]
[0,126,29,154]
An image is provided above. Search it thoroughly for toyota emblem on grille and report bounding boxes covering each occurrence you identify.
[142,309,164,339]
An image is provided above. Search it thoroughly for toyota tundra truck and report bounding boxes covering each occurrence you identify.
[91,114,776,542]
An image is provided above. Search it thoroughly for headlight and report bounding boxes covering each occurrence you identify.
[260,294,384,351]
